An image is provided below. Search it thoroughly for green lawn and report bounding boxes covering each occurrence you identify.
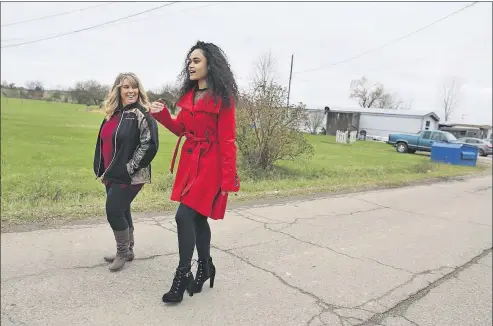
[1,98,485,225]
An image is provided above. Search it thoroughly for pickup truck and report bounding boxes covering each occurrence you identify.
[387,130,457,154]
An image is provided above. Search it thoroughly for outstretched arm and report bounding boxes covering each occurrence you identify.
[151,103,184,136]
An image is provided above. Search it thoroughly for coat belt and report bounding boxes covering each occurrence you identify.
[169,131,218,175]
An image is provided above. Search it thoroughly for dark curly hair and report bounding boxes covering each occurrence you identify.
[177,41,239,109]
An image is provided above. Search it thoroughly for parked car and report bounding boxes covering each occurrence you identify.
[387,130,457,154]
[455,137,492,157]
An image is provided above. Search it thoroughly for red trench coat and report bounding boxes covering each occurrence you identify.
[152,90,240,219]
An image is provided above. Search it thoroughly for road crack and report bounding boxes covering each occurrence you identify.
[233,209,287,225]
[2,311,29,326]
[2,252,178,283]
[350,197,491,227]
[214,243,383,326]
[402,316,420,326]
[354,265,452,310]
[258,212,414,275]
[212,244,353,325]
[152,217,177,234]
[223,239,285,252]
[355,247,492,325]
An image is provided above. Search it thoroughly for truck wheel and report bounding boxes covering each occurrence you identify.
[478,149,485,156]
[396,142,408,153]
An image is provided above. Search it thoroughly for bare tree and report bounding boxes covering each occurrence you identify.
[349,76,410,110]
[442,77,463,122]
[305,110,325,134]
[146,90,159,102]
[253,51,278,89]
[349,77,386,108]
[147,83,181,114]
[159,83,181,114]
[236,53,313,170]
[25,80,44,91]
[69,80,108,106]
[378,93,414,110]
[25,80,44,99]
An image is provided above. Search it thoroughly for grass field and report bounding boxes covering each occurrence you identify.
[1,97,486,225]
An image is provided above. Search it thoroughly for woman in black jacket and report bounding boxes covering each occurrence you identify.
[93,72,159,271]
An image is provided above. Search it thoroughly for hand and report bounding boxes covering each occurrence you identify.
[150,101,165,114]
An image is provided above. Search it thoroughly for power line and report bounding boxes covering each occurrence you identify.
[1,2,115,27]
[99,2,223,27]
[1,2,178,49]
[1,2,217,46]
[293,1,478,77]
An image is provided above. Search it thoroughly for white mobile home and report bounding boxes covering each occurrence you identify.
[324,107,440,141]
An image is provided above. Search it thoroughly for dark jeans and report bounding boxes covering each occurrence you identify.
[105,183,143,231]
[175,203,211,268]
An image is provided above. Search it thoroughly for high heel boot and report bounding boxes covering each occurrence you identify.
[194,257,216,293]
[162,266,195,303]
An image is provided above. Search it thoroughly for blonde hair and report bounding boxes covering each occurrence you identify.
[103,72,150,120]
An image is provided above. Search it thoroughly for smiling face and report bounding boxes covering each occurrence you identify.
[120,78,139,106]
[188,49,208,82]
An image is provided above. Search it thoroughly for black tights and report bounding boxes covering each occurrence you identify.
[175,203,211,268]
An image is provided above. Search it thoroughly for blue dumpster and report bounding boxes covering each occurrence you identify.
[430,142,478,167]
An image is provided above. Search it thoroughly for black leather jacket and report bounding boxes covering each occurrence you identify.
[93,103,159,184]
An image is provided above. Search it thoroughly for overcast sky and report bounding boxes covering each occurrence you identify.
[1,1,491,124]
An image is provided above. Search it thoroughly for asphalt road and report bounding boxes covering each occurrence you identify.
[1,176,492,326]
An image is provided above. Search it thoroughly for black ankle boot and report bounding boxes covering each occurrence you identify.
[194,257,216,293]
[162,267,195,303]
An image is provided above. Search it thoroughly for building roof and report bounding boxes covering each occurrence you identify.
[439,122,492,129]
[326,106,441,121]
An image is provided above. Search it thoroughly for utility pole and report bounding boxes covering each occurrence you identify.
[286,54,294,108]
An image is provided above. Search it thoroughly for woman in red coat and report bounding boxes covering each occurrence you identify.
[150,41,240,303]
